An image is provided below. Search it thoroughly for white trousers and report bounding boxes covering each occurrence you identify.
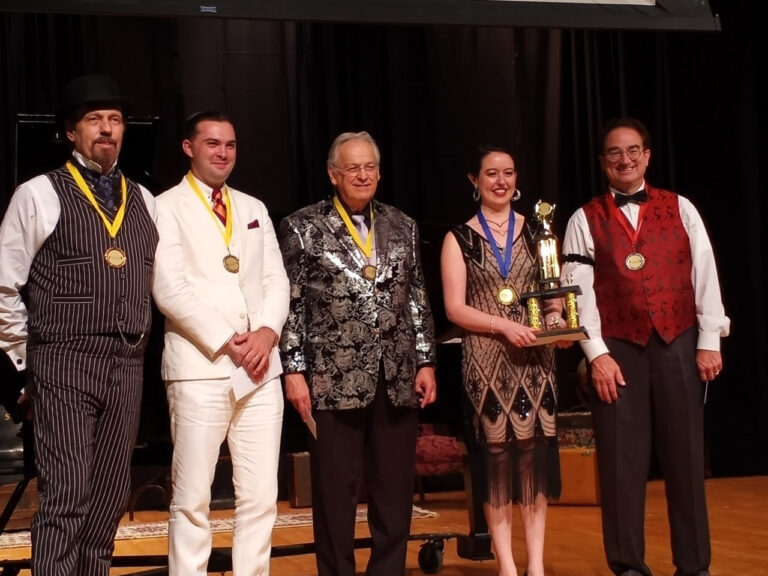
[165,377,284,576]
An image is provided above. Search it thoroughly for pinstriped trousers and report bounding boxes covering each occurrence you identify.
[27,336,144,576]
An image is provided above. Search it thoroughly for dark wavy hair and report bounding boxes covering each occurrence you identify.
[598,117,651,152]
[467,145,517,177]
[183,110,234,141]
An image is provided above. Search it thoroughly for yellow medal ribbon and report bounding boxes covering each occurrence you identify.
[65,161,127,238]
[333,195,374,258]
[186,172,233,246]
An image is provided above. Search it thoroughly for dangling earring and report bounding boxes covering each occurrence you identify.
[511,188,522,202]
[472,187,480,202]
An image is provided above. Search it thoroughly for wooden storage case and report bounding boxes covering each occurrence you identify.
[554,411,600,505]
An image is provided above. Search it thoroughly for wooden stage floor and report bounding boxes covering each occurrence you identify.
[1,475,766,575]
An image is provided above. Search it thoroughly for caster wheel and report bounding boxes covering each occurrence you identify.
[418,538,444,574]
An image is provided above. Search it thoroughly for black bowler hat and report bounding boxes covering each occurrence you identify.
[56,74,130,124]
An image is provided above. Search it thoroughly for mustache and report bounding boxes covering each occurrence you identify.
[95,137,116,145]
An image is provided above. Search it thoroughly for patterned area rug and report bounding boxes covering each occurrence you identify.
[0,505,438,549]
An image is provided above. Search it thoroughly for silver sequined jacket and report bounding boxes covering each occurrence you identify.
[278,197,436,410]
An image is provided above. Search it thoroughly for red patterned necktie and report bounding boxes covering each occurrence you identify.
[211,188,227,225]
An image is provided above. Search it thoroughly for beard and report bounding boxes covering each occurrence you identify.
[89,138,121,172]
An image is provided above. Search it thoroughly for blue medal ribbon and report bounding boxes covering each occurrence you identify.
[477,209,516,281]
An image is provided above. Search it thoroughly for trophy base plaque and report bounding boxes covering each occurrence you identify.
[528,326,588,347]
[520,285,588,347]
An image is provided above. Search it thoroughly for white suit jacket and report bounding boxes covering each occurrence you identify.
[152,175,289,381]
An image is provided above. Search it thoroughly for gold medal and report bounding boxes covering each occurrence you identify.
[497,286,517,305]
[625,252,646,270]
[104,246,127,268]
[362,264,377,281]
[223,254,240,273]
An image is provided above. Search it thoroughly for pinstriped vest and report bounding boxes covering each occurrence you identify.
[26,165,158,343]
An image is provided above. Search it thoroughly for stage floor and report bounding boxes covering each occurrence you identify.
[1,476,766,575]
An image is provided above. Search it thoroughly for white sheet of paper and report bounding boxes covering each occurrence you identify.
[305,413,317,439]
[230,347,283,401]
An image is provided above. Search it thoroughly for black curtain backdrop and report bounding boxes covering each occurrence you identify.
[0,0,764,476]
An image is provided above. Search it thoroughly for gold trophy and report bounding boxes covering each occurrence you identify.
[520,200,588,346]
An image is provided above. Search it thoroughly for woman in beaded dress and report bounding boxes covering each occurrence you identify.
[441,146,569,576]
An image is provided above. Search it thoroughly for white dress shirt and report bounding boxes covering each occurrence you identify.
[561,182,730,362]
[0,156,155,370]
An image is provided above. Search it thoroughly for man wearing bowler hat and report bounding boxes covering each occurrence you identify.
[0,74,158,575]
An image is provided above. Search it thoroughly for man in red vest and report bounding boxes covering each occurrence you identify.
[561,117,729,576]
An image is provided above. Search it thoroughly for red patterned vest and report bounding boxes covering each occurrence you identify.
[582,186,696,345]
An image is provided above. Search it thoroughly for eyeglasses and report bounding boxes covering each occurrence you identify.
[336,163,379,176]
[603,145,645,163]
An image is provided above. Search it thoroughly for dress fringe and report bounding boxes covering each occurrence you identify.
[483,435,561,507]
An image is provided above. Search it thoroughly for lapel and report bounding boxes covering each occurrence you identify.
[180,177,231,254]
[321,199,368,270]
[372,200,391,271]
[227,190,246,264]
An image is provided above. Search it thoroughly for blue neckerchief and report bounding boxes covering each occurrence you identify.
[80,166,122,211]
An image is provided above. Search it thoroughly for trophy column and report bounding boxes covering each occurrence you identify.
[520,200,588,346]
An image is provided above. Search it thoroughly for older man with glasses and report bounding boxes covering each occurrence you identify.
[561,117,729,576]
[278,131,437,576]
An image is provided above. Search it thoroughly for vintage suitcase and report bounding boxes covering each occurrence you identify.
[555,410,600,505]
[285,451,370,508]
[287,451,312,508]
[557,446,600,505]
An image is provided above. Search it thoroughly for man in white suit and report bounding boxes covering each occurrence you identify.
[152,111,289,575]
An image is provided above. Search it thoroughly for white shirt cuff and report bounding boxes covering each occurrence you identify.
[580,338,610,363]
[697,330,722,352]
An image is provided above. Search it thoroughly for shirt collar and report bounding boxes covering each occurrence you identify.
[188,172,226,200]
[333,194,373,230]
[609,180,646,198]
[72,150,117,176]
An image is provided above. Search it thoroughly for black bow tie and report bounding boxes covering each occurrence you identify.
[614,190,647,207]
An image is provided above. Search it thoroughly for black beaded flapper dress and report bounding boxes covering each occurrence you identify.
[451,223,561,506]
